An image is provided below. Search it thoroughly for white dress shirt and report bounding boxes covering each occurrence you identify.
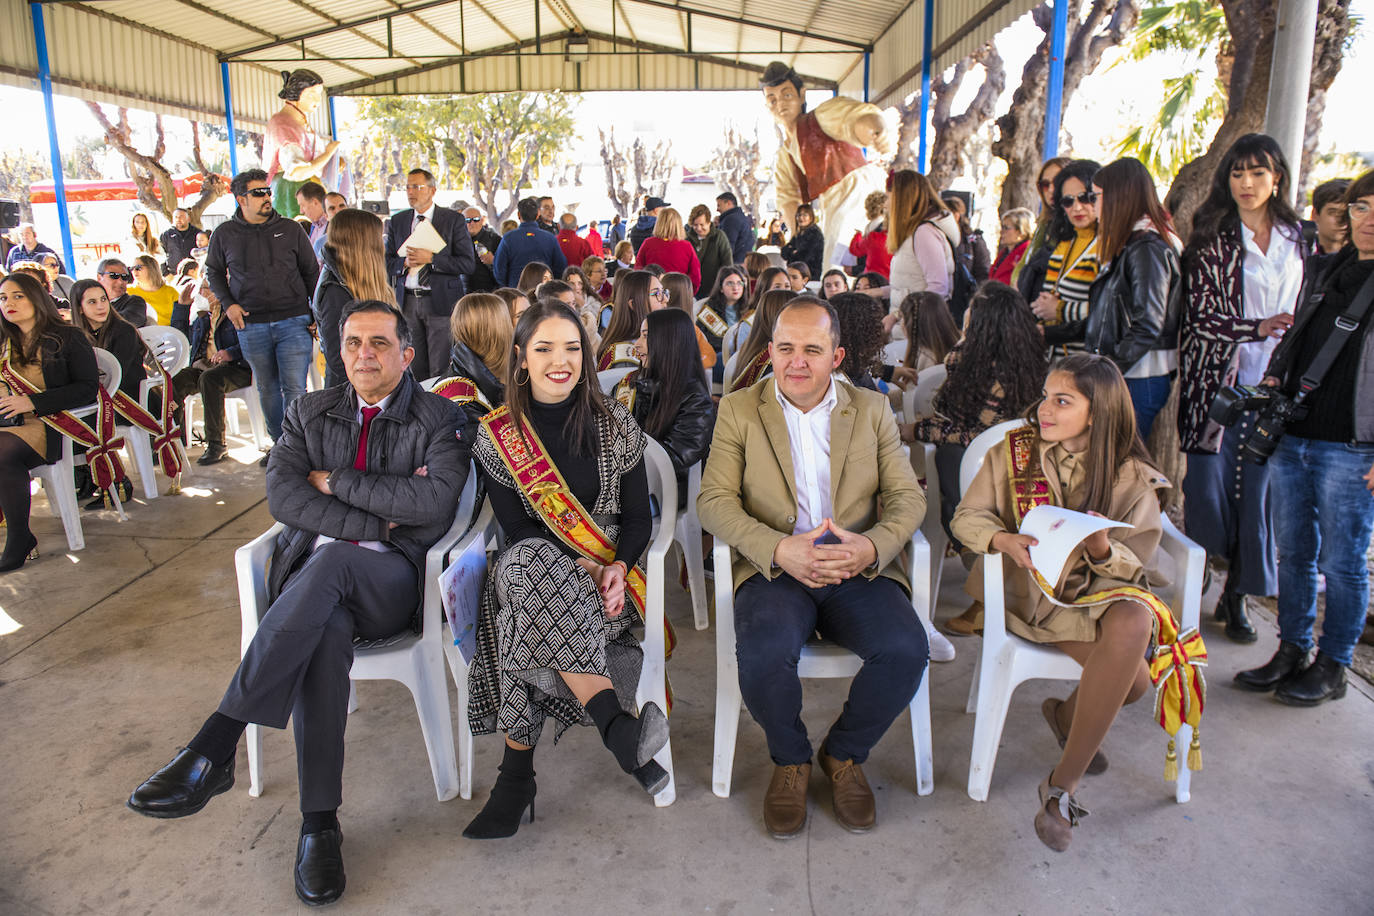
[404,204,437,290]
[1236,222,1303,386]
[313,391,395,554]
[775,380,838,534]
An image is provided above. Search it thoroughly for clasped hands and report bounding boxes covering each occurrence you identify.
[577,557,628,618]
[308,465,429,531]
[772,519,877,589]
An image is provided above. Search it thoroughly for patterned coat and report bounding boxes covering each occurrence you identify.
[1177,226,1309,453]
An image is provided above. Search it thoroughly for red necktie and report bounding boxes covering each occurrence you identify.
[355,406,380,471]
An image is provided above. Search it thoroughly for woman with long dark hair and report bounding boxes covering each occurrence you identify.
[696,265,748,354]
[1029,159,1101,355]
[1084,157,1183,438]
[897,290,961,374]
[1179,133,1306,643]
[659,271,715,368]
[830,292,887,389]
[464,299,668,839]
[616,308,715,507]
[314,208,394,387]
[130,213,161,258]
[729,288,796,392]
[780,204,825,280]
[1014,155,1074,297]
[598,269,660,370]
[0,272,99,571]
[516,261,553,297]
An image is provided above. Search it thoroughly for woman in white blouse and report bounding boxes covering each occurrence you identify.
[1178,134,1307,643]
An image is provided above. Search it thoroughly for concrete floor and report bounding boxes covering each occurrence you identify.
[2,435,1373,915]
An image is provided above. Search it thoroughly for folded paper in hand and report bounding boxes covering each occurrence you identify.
[439,535,486,663]
[1020,504,1132,596]
[402,219,447,255]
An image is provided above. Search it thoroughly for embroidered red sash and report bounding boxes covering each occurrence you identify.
[1,340,127,492]
[108,352,186,488]
[430,375,490,412]
[730,350,771,392]
[1003,425,1205,777]
[613,370,638,412]
[695,304,729,339]
[596,341,639,372]
[482,406,676,707]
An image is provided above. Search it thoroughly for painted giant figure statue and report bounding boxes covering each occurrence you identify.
[761,61,891,270]
[262,69,345,219]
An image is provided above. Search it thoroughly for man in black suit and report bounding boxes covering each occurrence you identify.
[383,168,476,380]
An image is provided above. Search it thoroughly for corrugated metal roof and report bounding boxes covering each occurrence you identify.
[0,0,1038,125]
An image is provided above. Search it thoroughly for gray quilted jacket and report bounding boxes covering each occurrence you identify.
[264,372,473,606]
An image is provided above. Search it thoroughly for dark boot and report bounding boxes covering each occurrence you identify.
[1235,641,1310,692]
[585,689,669,774]
[72,464,95,501]
[1274,652,1348,707]
[1215,590,1257,643]
[463,744,536,840]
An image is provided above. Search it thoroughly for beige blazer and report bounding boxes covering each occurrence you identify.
[698,377,926,593]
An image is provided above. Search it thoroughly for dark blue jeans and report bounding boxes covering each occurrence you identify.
[234,314,315,442]
[1125,373,1173,440]
[1271,436,1374,666]
[733,572,928,765]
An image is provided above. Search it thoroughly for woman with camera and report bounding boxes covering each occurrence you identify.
[1234,170,1374,706]
[1178,134,1305,643]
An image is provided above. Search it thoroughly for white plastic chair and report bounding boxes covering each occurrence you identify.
[189,383,269,451]
[598,366,635,396]
[914,442,948,603]
[674,460,709,630]
[959,420,1204,804]
[234,472,481,803]
[904,363,948,424]
[637,438,681,806]
[129,327,190,498]
[712,529,935,798]
[882,339,907,366]
[720,353,739,393]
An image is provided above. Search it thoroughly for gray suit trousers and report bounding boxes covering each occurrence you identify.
[218,541,419,812]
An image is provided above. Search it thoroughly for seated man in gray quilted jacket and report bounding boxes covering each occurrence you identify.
[127,298,473,907]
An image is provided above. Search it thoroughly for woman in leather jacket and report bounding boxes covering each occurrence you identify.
[1084,158,1183,438]
[618,308,714,508]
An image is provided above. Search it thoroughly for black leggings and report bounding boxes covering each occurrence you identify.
[0,431,45,547]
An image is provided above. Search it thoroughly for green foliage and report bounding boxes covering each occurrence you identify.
[1114,1,1228,184]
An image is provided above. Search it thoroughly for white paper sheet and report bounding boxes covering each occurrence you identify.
[438,535,487,664]
[1019,504,1132,589]
[401,219,447,255]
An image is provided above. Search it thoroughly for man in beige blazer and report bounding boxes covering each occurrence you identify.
[698,296,928,838]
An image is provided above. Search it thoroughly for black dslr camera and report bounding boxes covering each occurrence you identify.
[1209,384,1305,465]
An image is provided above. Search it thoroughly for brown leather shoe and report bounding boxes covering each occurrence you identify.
[763,763,811,839]
[818,748,875,833]
[943,601,983,637]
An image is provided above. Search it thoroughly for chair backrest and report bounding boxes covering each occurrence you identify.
[721,352,739,392]
[91,347,123,397]
[420,376,440,391]
[598,366,635,396]
[642,437,679,533]
[137,325,190,375]
[958,419,1027,497]
[909,363,948,419]
[882,339,906,366]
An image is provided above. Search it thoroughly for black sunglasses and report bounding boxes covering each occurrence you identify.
[464,216,482,223]
[242,187,273,198]
[102,271,132,281]
[1060,191,1099,209]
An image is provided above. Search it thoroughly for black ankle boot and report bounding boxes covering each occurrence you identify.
[0,531,38,574]
[1274,652,1348,707]
[585,689,669,774]
[1235,641,1309,692]
[463,745,536,840]
[1215,590,1257,643]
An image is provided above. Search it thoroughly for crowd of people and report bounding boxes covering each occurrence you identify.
[3,129,1372,907]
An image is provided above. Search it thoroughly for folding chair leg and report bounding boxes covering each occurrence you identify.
[910,665,934,796]
[965,650,982,714]
[245,723,264,797]
[712,690,742,798]
[1173,723,1193,804]
[653,738,677,807]
[966,647,1016,802]
[41,473,85,551]
[347,681,358,714]
[444,641,473,800]
[405,652,460,802]
[677,520,709,631]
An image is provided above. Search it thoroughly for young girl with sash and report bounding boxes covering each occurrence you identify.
[951,354,1205,852]
[727,288,795,393]
[465,299,671,840]
[0,273,101,571]
[660,271,717,369]
[439,292,509,422]
[722,265,789,363]
[615,309,714,509]
[595,269,656,371]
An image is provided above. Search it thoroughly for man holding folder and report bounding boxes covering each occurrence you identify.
[384,168,477,380]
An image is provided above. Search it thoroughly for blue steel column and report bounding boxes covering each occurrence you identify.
[30,3,75,272]
[917,0,934,172]
[1041,0,1069,160]
[862,50,870,103]
[328,95,339,141]
[220,62,240,175]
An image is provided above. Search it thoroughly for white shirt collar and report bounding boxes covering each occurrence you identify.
[355,389,395,422]
[774,378,837,417]
[414,204,436,223]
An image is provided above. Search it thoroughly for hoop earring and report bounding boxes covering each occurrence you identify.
[514,367,529,385]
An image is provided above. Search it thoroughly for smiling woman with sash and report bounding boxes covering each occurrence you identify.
[465,299,670,840]
[951,355,1204,852]
[596,269,657,371]
[0,273,101,572]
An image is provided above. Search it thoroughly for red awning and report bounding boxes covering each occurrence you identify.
[29,173,226,205]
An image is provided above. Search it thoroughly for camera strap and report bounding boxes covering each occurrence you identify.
[1294,269,1374,403]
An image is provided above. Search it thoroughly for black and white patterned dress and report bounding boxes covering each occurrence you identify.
[467,396,651,747]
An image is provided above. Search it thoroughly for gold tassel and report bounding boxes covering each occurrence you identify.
[1187,727,1202,771]
[1163,739,1179,782]
[169,474,182,496]
[103,490,113,510]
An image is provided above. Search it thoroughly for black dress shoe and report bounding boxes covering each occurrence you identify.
[1215,591,1257,643]
[1275,652,1348,707]
[258,449,271,468]
[1235,641,1309,692]
[127,748,235,818]
[197,444,229,466]
[294,828,345,906]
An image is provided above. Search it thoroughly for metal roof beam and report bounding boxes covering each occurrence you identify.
[869,0,1016,105]
[620,0,870,51]
[326,28,840,94]
[221,0,462,60]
